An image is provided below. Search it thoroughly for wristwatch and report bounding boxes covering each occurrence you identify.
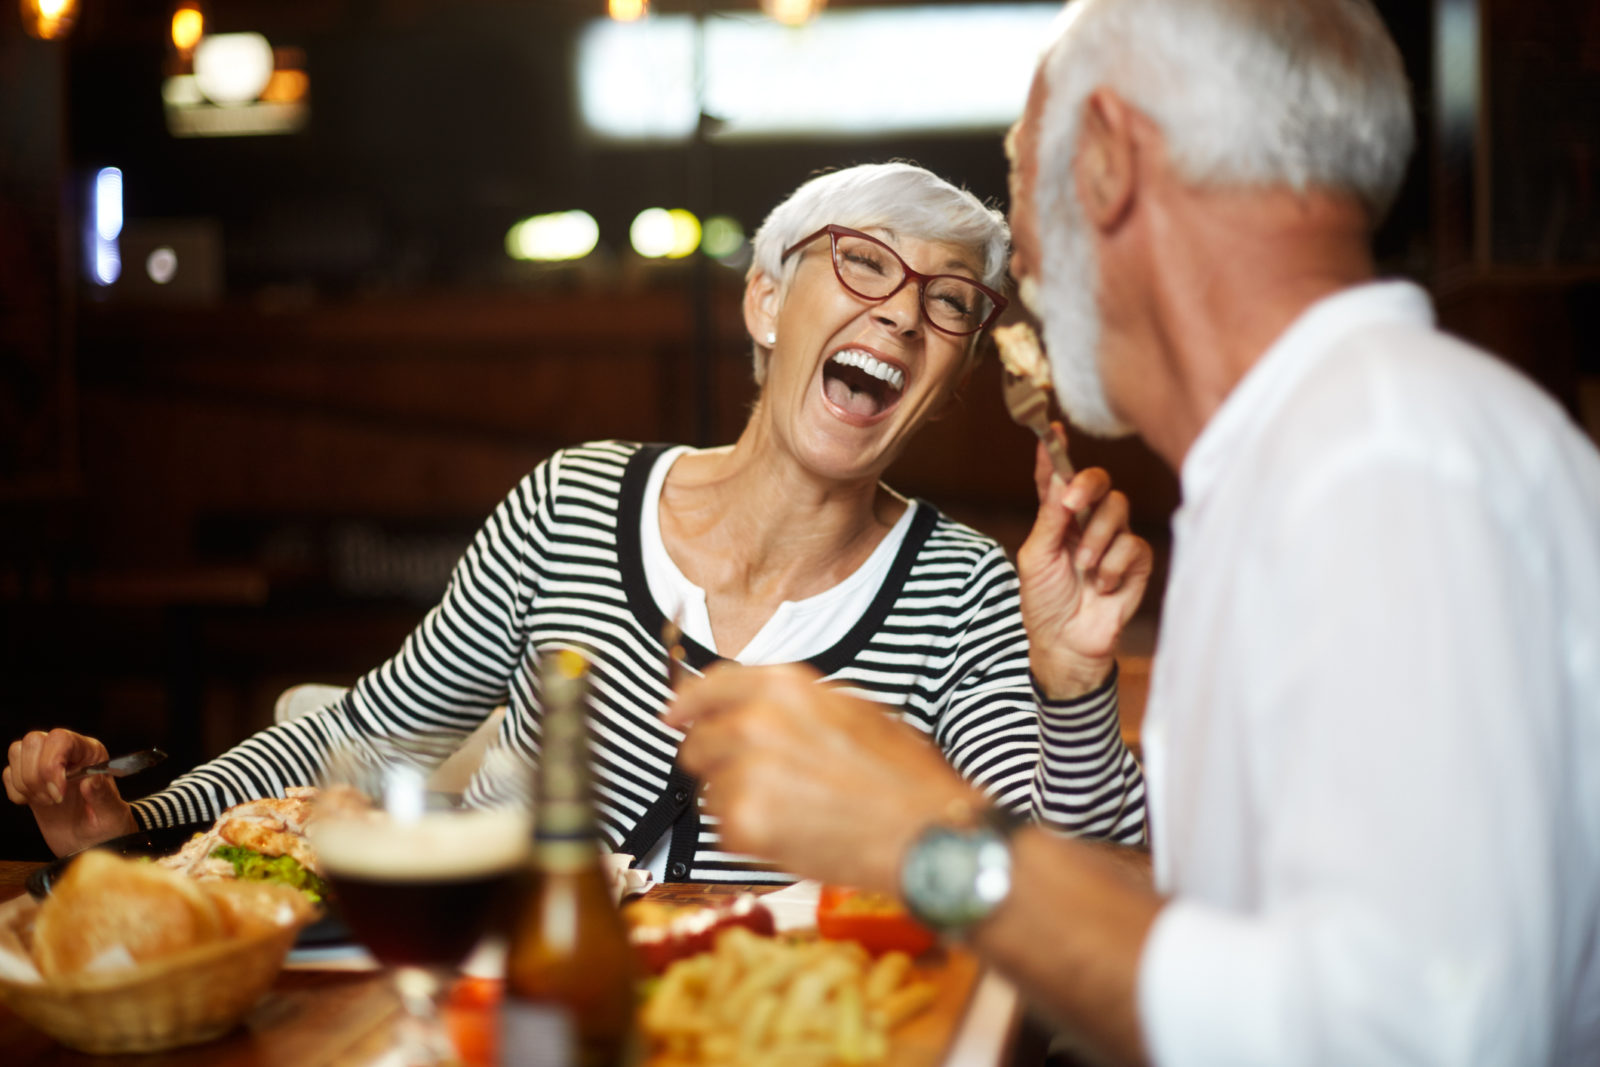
[899,804,1025,937]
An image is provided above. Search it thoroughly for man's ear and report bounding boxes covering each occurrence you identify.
[1074,87,1138,232]
[744,271,781,345]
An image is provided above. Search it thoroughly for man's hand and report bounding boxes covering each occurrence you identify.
[4,729,137,856]
[666,663,981,894]
[1018,426,1153,699]
[668,663,1162,1066]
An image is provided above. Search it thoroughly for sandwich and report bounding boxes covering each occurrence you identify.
[158,787,328,902]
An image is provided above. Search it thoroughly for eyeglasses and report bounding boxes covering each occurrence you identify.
[780,224,1008,337]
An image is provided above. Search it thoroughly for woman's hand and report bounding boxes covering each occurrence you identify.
[1017,425,1153,700]
[4,729,137,856]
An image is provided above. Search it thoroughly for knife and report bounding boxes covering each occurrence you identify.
[64,748,168,782]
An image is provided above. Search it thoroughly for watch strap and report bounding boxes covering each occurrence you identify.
[975,802,1027,839]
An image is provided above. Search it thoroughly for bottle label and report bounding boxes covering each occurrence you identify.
[532,839,597,874]
[501,1001,575,1067]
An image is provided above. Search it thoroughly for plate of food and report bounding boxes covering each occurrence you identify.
[434,890,980,1067]
[617,888,979,1067]
[26,787,351,948]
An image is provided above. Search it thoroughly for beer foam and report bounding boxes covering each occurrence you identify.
[311,809,531,881]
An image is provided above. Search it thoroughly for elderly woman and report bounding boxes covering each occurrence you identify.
[6,163,1149,882]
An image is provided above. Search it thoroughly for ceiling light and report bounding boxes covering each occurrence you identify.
[193,32,275,107]
[171,3,204,54]
[20,0,79,40]
[507,211,601,262]
[702,215,745,260]
[761,0,825,27]
[664,209,702,259]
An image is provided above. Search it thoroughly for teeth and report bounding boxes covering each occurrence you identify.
[830,350,905,392]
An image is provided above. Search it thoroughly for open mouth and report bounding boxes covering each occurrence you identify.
[821,349,906,421]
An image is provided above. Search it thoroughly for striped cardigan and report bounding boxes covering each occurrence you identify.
[133,441,1146,881]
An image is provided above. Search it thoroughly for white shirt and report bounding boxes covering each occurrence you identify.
[640,446,916,663]
[638,445,916,877]
[1137,282,1600,1065]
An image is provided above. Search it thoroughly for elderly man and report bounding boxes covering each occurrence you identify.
[668,0,1600,1064]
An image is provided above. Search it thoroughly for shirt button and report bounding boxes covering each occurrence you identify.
[672,788,689,804]
[668,861,689,880]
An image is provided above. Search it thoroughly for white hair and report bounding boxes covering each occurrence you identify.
[745,162,1009,384]
[1037,0,1415,222]
[1025,0,1415,439]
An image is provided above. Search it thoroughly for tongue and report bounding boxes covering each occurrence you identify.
[825,375,882,417]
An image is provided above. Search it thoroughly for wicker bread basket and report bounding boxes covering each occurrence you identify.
[0,891,306,1054]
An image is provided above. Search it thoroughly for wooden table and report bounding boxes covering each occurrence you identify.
[0,862,1016,1066]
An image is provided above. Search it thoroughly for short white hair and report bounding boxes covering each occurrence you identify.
[1037,0,1414,223]
[746,162,1009,383]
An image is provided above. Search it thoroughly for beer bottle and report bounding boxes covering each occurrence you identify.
[502,649,640,1067]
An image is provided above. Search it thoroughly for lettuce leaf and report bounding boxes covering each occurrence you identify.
[209,844,328,903]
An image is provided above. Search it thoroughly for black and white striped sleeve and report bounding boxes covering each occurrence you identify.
[935,546,1146,844]
[131,456,556,830]
[1031,665,1146,843]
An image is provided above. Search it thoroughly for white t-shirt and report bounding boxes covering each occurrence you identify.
[1136,282,1600,1065]
[637,445,916,877]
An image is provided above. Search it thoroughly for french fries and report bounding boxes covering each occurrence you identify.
[640,926,938,1066]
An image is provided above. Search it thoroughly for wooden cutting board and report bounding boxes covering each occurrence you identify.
[638,882,992,1067]
[885,945,984,1067]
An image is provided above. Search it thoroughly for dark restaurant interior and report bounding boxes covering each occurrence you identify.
[2,0,1597,859]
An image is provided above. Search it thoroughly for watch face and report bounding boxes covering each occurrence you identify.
[902,826,1010,932]
[911,831,977,910]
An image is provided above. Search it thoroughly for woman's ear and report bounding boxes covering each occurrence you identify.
[744,271,781,347]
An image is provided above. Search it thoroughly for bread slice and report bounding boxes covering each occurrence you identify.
[32,851,225,978]
[201,880,317,937]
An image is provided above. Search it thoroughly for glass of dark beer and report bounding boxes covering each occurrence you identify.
[309,738,531,1065]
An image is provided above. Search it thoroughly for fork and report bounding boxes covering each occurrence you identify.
[1001,370,1076,483]
[662,612,691,690]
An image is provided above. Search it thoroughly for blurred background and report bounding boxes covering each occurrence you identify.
[2,0,1597,856]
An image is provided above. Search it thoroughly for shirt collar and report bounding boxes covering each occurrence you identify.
[1178,280,1436,508]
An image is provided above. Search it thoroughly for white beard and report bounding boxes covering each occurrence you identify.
[1021,202,1134,440]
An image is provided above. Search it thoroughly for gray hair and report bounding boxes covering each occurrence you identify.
[746,162,1009,384]
[1037,0,1414,224]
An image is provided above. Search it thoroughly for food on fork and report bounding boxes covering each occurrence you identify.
[993,321,1051,390]
[995,320,1076,481]
[157,786,331,901]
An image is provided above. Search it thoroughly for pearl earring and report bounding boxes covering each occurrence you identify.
[765,332,777,345]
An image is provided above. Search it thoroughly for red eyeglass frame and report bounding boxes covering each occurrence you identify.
[780,224,1008,337]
